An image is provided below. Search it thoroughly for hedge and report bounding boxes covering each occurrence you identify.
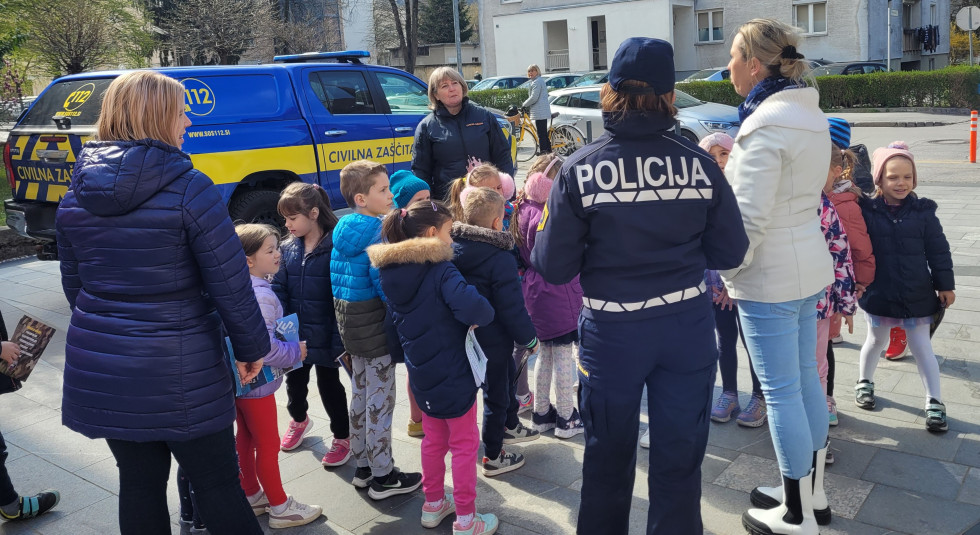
[676,66,980,110]
[466,88,528,111]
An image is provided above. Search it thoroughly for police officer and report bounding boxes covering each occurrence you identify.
[531,38,748,535]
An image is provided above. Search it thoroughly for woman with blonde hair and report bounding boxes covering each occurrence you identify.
[411,66,514,200]
[56,70,269,535]
[721,18,834,535]
[522,64,552,154]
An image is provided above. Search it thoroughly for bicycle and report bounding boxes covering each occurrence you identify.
[505,106,586,162]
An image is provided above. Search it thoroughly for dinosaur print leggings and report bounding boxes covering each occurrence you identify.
[349,354,396,478]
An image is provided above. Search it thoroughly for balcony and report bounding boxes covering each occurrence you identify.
[547,49,569,72]
[903,29,922,54]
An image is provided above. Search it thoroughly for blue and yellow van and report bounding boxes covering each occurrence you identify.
[2,51,515,258]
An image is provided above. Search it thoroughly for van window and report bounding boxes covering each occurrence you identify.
[19,78,115,127]
[309,71,376,115]
[178,74,282,122]
[376,72,429,114]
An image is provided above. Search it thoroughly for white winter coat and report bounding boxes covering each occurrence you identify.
[522,76,551,121]
[720,87,834,303]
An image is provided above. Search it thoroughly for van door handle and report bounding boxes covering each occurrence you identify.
[324,130,347,137]
[36,150,69,163]
[393,127,414,133]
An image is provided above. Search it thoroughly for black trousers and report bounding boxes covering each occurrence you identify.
[535,119,551,154]
[285,363,350,438]
[106,425,261,535]
[482,344,520,460]
[0,429,16,506]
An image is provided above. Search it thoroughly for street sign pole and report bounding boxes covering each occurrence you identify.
[886,1,891,71]
[453,0,463,75]
[970,9,975,67]
[956,6,980,66]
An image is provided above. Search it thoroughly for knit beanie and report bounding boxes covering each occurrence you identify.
[697,132,734,153]
[389,170,430,208]
[827,117,851,150]
[871,141,916,188]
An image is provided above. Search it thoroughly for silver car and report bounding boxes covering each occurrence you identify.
[547,86,739,143]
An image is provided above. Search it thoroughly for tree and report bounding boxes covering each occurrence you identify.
[166,0,267,65]
[380,0,420,73]
[419,0,473,44]
[12,0,154,75]
[950,21,979,65]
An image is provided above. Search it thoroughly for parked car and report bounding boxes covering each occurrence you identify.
[812,62,888,76]
[567,70,608,88]
[3,51,516,258]
[682,68,730,82]
[466,79,478,89]
[548,86,739,143]
[470,76,529,90]
[517,73,583,91]
[807,59,834,69]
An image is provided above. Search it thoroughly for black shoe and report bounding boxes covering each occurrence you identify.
[352,466,372,489]
[367,468,422,500]
[0,490,60,521]
[926,398,948,433]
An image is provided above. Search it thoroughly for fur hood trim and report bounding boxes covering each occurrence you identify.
[368,237,454,268]
[524,170,554,204]
[451,222,515,250]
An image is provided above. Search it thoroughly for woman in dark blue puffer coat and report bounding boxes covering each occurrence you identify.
[55,71,270,535]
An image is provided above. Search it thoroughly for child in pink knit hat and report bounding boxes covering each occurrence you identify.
[698,133,734,172]
[855,140,955,433]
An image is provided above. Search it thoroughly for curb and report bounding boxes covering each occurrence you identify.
[849,120,960,128]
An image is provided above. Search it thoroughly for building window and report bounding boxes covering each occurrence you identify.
[794,2,827,35]
[697,10,724,43]
[417,46,429,57]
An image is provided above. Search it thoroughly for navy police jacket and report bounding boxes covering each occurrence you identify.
[56,139,270,442]
[858,195,954,318]
[531,111,749,322]
[273,235,345,367]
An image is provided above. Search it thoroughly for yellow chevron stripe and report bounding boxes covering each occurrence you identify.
[46,185,68,202]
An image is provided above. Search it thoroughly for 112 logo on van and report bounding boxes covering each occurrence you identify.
[182,78,216,116]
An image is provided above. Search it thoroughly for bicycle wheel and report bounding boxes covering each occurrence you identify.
[516,122,539,163]
[550,124,585,158]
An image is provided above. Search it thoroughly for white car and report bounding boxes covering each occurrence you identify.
[547,86,740,144]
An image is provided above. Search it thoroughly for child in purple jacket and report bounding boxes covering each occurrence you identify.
[512,154,585,438]
[234,224,322,528]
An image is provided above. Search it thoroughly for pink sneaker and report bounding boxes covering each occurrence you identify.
[280,417,312,452]
[321,438,351,467]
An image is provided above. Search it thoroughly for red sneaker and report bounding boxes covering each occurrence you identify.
[321,438,351,467]
[884,327,909,360]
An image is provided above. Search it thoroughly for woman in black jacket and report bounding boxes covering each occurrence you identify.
[411,67,514,201]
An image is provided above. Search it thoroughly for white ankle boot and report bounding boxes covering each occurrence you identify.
[742,469,819,535]
[749,443,831,525]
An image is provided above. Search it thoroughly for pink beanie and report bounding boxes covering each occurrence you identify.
[697,132,734,153]
[499,172,515,201]
[871,141,916,188]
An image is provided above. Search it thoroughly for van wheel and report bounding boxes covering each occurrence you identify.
[228,189,284,228]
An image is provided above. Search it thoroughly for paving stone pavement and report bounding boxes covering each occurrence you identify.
[3,182,980,534]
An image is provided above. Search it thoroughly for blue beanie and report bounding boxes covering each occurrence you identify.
[389,170,430,208]
[828,117,851,150]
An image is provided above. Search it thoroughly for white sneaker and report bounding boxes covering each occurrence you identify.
[267,496,323,529]
[639,428,650,449]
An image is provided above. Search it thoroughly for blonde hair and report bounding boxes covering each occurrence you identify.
[96,71,186,147]
[527,64,540,75]
[600,82,676,121]
[339,159,387,208]
[235,223,280,257]
[448,163,500,221]
[427,67,468,110]
[462,188,505,228]
[830,145,863,197]
[735,18,811,85]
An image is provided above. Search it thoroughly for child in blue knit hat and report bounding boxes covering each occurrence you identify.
[390,170,431,209]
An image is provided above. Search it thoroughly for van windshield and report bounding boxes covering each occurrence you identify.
[19,78,114,128]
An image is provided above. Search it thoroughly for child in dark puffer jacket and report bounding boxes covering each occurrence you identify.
[452,188,540,478]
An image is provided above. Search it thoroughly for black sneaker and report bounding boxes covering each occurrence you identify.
[482,449,525,477]
[532,404,558,433]
[367,468,422,500]
[0,490,60,521]
[555,408,584,439]
[502,421,539,444]
[352,466,372,489]
[925,398,948,433]
[855,380,876,410]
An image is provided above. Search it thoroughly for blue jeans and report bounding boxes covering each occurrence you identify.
[737,293,827,479]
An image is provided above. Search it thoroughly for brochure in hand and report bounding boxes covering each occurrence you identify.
[465,330,488,388]
[227,313,303,397]
[0,315,56,382]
